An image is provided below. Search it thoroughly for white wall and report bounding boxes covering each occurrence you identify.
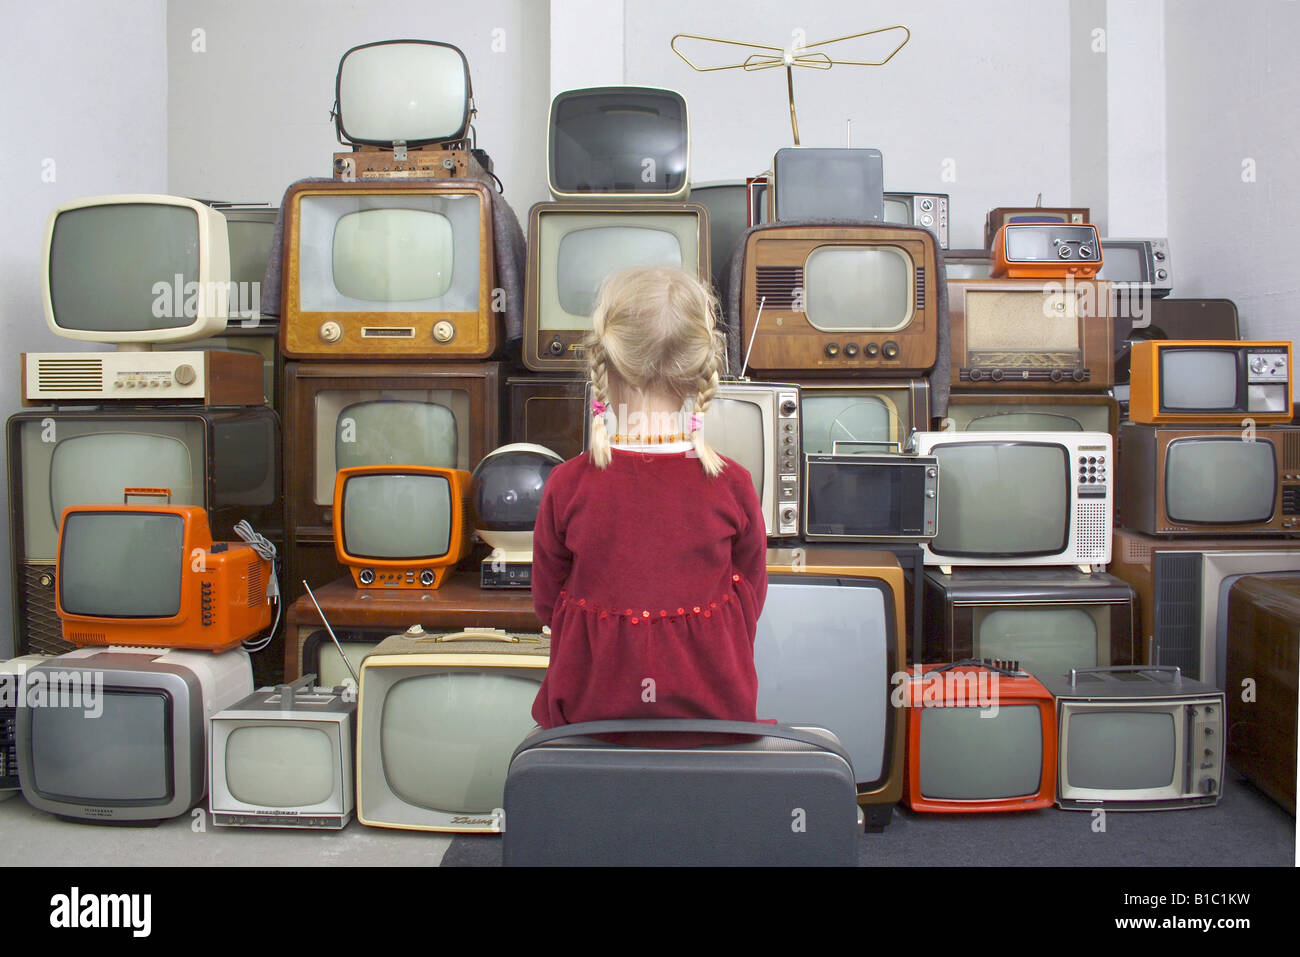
[0,0,168,658]
[166,0,552,216]
[1166,0,1300,375]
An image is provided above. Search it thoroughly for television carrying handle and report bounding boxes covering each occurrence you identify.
[1068,665,1182,687]
[123,486,172,504]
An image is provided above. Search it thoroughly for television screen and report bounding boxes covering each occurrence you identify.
[932,443,1069,557]
[974,607,1103,676]
[226,216,277,291]
[806,465,901,537]
[919,705,1042,800]
[549,88,688,197]
[699,397,764,501]
[1159,350,1237,409]
[882,197,910,225]
[804,246,912,333]
[48,203,200,333]
[342,473,452,559]
[802,394,895,454]
[1165,439,1276,524]
[296,194,479,313]
[1100,244,1143,282]
[1066,711,1174,789]
[336,40,469,146]
[225,726,335,808]
[48,432,198,532]
[773,148,884,222]
[59,512,184,618]
[379,671,539,813]
[689,183,747,290]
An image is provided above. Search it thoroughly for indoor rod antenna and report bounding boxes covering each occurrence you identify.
[740,296,767,380]
[302,579,359,686]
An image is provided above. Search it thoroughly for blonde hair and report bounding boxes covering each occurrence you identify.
[587,267,728,476]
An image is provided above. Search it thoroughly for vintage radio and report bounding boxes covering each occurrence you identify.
[941,393,1118,436]
[332,147,489,182]
[797,379,931,455]
[738,224,940,376]
[947,278,1115,390]
[942,249,992,280]
[1097,237,1172,297]
[771,148,884,223]
[884,192,948,248]
[802,454,938,542]
[333,39,473,149]
[1117,422,1300,536]
[279,179,497,360]
[990,223,1102,279]
[22,350,265,406]
[523,201,709,372]
[506,376,586,461]
[984,206,1089,249]
[746,175,770,227]
[1127,340,1292,425]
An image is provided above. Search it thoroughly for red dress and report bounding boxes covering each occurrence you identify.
[530,447,769,736]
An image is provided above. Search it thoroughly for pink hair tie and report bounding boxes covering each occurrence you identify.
[689,413,704,433]
[591,399,608,416]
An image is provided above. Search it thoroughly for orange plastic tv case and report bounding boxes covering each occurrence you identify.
[984,206,1090,249]
[56,495,272,653]
[903,661,1057,813]
[1127,339,1293,425]
[279,180,498,360]
[990,223,1102,280]
[333,466,472,589]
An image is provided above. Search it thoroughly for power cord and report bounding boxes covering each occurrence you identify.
[233,519,280,653]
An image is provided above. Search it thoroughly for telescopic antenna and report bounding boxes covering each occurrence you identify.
[302,580,359,685]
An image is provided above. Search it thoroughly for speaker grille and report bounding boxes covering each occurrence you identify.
[20,564,74,657]
[915,266,926,309]
[754,266,802,309]
[34,357,104,392]
[1073,500,1110,563]
[1152,552,1203,678]
[1283,431,1300,471]
[246,560,264,609]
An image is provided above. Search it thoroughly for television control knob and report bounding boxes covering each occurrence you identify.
[1250,356,1268,374]
[1079,245,1094,259]
[780,399,797,416]
[432,320,455,343]
[926,489,936,499]
[968,368,984,381]
[1072,368,1086,381]
[358,569,375,585]
[174,364,197,386]
[920,198,934,211]
[927,467,937,478]
[882,341,900,359]
[865,342,880,358]
[39,572,53,588]
[1154,250,1166,261]
[824,343,840,358]
[1058,245,1072,259]
[780,507,795,524]
[1050,369,1065,382]
[989,368,1004,382]
[547,338,565,356]
[320,321,342,343]
[844,343,860,358]
[1156,268,1168,281]
[420,570,436,587]
[1201,779,1217,795]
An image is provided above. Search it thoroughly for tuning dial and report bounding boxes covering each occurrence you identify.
[1079,245,1094,259]
[38,572,54,588]
[174,364,197,386]
[1058,245,1073,259]
[882,341,900,359]
[844,343,860,358]
[1050,369,1065,382]
[1156,268,1168,281]
[968,369,985,381]
[865,342,880,358]
[320,321,342,343]
[824,343,840,358]
[989,368,1004,382]
[780,506,795,524]
[358,568,375,585]
[927,467,937,478]
[1250,356,1268,374]
[420,570,436,587]
[547,338,564,356]
[432,320,455,343]
[1154,250,1166,262]
[1201,778,1217,795]
[1072,368,1086,381]
[780,399,797,416]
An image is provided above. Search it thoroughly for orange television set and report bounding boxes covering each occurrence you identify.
[333,466,472,589]
[990,223,1102,279]
[56,493,273,653]
[1128,339,1293,425]
[903,661,1057,813]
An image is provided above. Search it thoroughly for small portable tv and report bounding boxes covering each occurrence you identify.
[1,656,47,798]
[523,201,709,371]
[884,192,948,249]
[1117,423,1300,536]
[1097,237,1172,297]
[941,394,1118,436]
[333,39,472,148]
[738,224,941,376]
[57,499,274,653]
[280,180,497,360]
[1042,666,1225,811]
[910,431,1113,569]
[922,568,1137,672]
[356,625,549,832]
[209,677,357,829]
[7,407,280,658]
[472,443,564,589]
[17,647,253,823]
[947,278,1115,389]
[990,223,1102,279]
[548,86,689,200]
[903,662,1057,813]
[688,181,749,295]
[756,547,907,827]
[771,148,884,223]
[984,206,1089,249]
[798,379,932,455]
[333,466,472,589]
[506,376,586,461]
[1127,340,1292,425]
[803,454,938,542]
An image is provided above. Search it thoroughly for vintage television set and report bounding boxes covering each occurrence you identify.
[903,661,1057,813]
[770,148,884,223]
[884,192,948,248]
[910,431,1113,569]
[802,454,938,542]
[473,443,564,589]
[333,465,473,589]
[797,379,931,455]
[1097,238,1172,297]
[941,394,1118,436]
[16,647,252,823]
[983,205,1089,249]
[1114,298,1240,388]
[56,501,274,653]
[1042,666,1225,811]
[1225,573,1299,814]
[1117,423,1300,536]
[688,181,749,295]
[333,39,472,149]
[209,677,357,828]
[1,656,48,798]
[990,223,1102,279]
[942,249,992,280]
[737,224,941,377]
[755,547,907,827]
[1127,340,1292,425]
[922,568,1137,671]
[7,407,280,658]
[947,278,1115,390]
[523,201,709,372]
[506,376,586,461]
[356,625,548,832]
[24,194,263,406]
[548,86,689,200]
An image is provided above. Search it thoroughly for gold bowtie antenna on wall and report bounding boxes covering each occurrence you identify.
[670,26,911,145]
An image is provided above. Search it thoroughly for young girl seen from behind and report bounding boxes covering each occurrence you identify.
[530,267,769,732]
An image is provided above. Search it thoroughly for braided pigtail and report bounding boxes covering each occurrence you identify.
[689,340,727,477]
[588,337,614,469]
